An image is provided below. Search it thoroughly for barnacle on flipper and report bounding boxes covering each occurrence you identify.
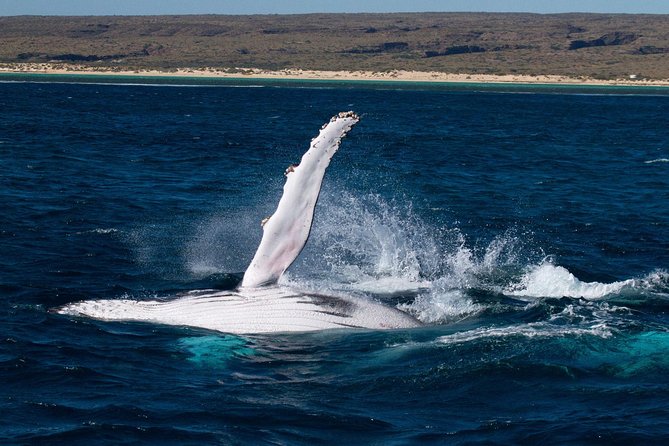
[284,164,298,176]
[338,111,358,119]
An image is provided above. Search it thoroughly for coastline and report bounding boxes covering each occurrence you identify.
[2,63,669,87]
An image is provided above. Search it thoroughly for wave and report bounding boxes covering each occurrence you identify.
[507,263,668,300]
[645,158,669,164]
[436,321,613,345]
[506,262,634,299]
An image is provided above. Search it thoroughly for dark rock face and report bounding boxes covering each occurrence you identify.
[424,45,486,58]
[15,52,105,62]
[67,23,112,38]
[16,43,164,63]
[345,41,409,54]
[51,54,100,62]
[380,42,409,51]
[50,54,123,62]
[16,52,47,61]
[635,46,669,55]
[569,32,638,50]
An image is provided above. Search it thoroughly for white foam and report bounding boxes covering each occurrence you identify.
[437,321,612,345]
[507,262,635,300]
[400,288,481,324]
[641,269,669,289]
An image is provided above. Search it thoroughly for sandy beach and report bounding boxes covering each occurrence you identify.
[2,63,669,87]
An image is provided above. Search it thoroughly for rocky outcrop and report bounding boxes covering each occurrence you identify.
[424,45,486,58]
[16,44,164,63]
[345,41,409,54]
[569,32,638,50]
[635,46,669,55]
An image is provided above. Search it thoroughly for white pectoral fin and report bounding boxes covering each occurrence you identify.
[241,112,359,288]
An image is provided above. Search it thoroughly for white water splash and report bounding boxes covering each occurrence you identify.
[292,191,537,323]
[641,269,669,292]
[298,189,668,322]
[293,191,444,293]
[397,228,535,323]
[506,262,668,300]
[400,287,481,324]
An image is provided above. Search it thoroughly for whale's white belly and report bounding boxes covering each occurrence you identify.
[57,286,420,334]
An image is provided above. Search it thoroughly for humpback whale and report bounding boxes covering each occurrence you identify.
[57,112,421,334]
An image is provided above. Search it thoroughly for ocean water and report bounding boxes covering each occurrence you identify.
[1,77,668,444]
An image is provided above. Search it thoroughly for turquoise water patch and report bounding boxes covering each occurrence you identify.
[177,335,256,367]
[616,331,669,377]
[574,331,669,378]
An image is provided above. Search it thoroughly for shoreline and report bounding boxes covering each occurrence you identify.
[2,63,669,87]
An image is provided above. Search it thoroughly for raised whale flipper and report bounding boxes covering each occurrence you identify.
[241,111,359,288]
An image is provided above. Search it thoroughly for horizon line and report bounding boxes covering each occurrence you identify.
[3,10,669,17]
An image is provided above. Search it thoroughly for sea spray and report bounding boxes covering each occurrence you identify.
[293,190,448,288]
[291,189,536,323]
[184,211,260,277]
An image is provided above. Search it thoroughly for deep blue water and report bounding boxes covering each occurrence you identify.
[1,78,669,444]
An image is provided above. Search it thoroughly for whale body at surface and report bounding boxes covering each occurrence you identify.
[61,286,419,334]
[56,112,422,334]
